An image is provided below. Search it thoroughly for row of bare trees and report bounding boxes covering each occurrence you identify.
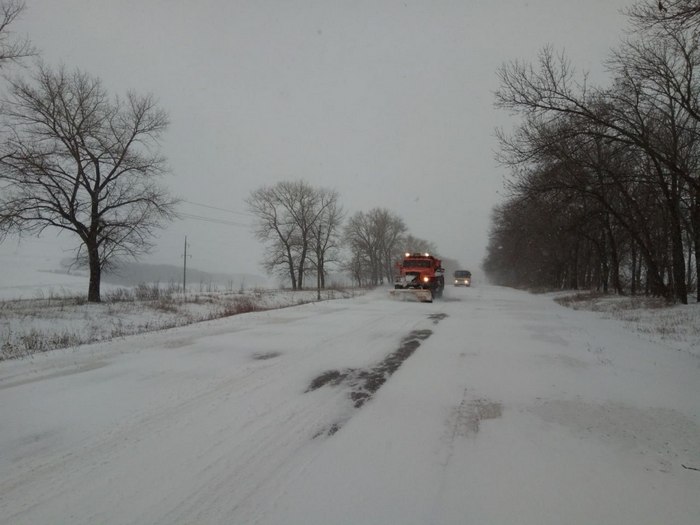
[246,181,441,289]
[343,209,437,287]
[246,181,342,293]
[484,0,700,304]
[0,2,178,302]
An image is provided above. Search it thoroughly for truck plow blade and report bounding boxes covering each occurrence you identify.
[388,289,433,302]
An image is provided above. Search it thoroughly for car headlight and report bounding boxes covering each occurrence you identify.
[423,276,429,283]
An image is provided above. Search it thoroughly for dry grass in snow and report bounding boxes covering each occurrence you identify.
[554,292,700,358]
[0,285,360,361]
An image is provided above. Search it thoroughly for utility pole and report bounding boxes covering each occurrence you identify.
[182,236,191,294]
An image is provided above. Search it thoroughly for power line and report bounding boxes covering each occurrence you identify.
[178,212,250,228]
[182,199,252,217]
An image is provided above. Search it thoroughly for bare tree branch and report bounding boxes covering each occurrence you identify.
[0,1,35,66]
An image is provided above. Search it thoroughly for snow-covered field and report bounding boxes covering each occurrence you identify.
[0,285,356,360]
[1,282,699,524]
[0,244,356,360]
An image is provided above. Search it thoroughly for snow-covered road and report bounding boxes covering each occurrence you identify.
[1,285,699,524]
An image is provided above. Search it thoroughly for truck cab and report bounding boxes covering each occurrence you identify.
[393,252,445,301]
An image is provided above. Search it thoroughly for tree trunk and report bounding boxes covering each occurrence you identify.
[630,243,638,296]
[570,242,579,290]
[297,244,308,290]
[638,244,668,298]
[87,243,101,303]
[692,191,700,303]
[320,254,326,289]
[686,234,694,300]
[286,246,297,290]
[669,215,688,304]
[695,240,700,303]
[600,231,609,293]
[316,247,322,300]
[316,267,321,300]
[604,216,623,295]
[664,171,687,304]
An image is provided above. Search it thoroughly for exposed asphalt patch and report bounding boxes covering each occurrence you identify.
[348,329,431,408]
[307,314,448,437]
[428,313,448,324]
[251,351,282,360]
[449,398,503,436]
[307,369,345,390]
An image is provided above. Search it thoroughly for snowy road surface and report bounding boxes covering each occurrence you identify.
[1,285,699,524]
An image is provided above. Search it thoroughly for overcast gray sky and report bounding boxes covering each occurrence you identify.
[2,0,634,278]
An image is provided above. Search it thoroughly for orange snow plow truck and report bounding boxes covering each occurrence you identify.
[389,252,445,303]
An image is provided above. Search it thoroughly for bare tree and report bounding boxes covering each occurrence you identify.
[247,184,299,288]
[344,210,380,286]
[370,208,407,283]
[0,1,34,66]
[274,180,319,289]
[0,64,178,302]
[344,208,407,286]
[627,0,700,31]
[247,180,341,290]
[308,189,343,297]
